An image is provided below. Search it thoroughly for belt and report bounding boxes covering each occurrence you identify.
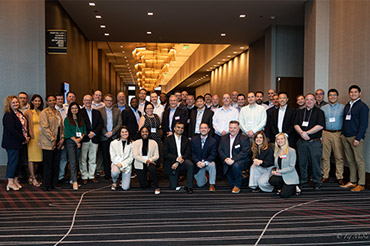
[325,129,341,133]
[307,138,321,142]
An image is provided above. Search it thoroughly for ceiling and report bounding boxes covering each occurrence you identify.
[58,0,306,91]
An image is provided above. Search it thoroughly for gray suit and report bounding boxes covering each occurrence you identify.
[98,107,122,141]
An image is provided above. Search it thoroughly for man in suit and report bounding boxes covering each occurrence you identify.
[269,92,296,146]
[263,89,276,108]
[163,121,194,193]
[138,88,150,114]
[218,121,250,193]
[98,94,122,179]
[121,97,141,140]
[188,95,214,138]
[191,123,217,191]
[80,94,103,184]
[264,94,279,141]
[162,95,188,137]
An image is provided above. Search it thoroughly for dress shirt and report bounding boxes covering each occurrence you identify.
[105,107,113,132]
[85,107,93,126]
[278,106,287,133]
[153,103,164,120]
[200,135,209,165]
[194,107,205,134]
[321,102,344,130]
[212,106,239,136]
[117,104,126,112]
[92,102,105,110]
[169,107,177,131]
[174,134,182,158]
[130,106,140,124]
[239,104,267,134]
[229,134,236,158]
[232,102,239,108]
[138,101,146,114]
[55,105,67,120]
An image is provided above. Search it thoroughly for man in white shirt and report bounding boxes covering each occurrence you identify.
[92,90,105,110]
[231,91,239,108]
[56,93,69,183]
[150,91,164,121]
[239,91,267,138]
[237,94,246,112]
[138,88,149,114]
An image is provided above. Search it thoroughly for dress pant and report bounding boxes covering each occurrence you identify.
[297,139,322,184]
[321,131,344,180]
[43,148,60,189]
[111,165,131,190]
[58,144,68,180]
[65,139,81,183]
[80,140,99,180]
[168,159,194,189]
[213,134,224,178]
[341,136,365,185]
[194,162,216,187]
[249,165,274,192]
[100,138,113,178]
[136,163,159,189]
[6,149,22,178]
[225,161,243,188]
[269,175,296,198]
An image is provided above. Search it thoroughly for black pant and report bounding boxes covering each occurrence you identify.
[136,163,159,189]
[269,175,295,198]
[168,159,194,189]
[100,139,113,178]
[43,149,60,188]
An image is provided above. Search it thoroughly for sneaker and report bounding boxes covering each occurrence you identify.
[232,186,240,194]
[351,185,365,192]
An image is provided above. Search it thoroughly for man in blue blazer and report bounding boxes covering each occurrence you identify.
[218,121,250,193]
[191,123,217,192]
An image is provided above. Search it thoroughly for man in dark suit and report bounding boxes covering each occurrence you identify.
[191,123,217,191]
[98,94,122,179]
[163,121,194,193]
[80,94,103,184]
[188,95,214,138]
[218,120,250,193]
[269,92,297,146]
[121,97,141,140]
[162,95,188,137]
[264,94,279,141]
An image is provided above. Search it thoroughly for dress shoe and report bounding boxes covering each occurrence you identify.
[313,183,321,191]
[252,187,261,193]
[82,179,88,185]
[321,178,329,183]
[340,182,356,189]
[184,187,193,194]
[232,186,240,194]
[337,179,345,185]
[351,185,365,192]
[90,178,100,183]
[209,184,215,192]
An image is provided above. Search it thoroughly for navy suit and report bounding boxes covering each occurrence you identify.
[81,108,103,144]
[191,135,217,173]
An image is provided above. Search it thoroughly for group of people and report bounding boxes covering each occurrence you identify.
[2,84,368,197]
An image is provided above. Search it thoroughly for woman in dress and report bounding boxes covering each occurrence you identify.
[38,95,64,191]
[249,131,274,192]
[110,126,133,191]
[24,94,44,187]
[64,102,86,190]
[133,126,160,194]
[269,133,300,198]
[2,96,30,191]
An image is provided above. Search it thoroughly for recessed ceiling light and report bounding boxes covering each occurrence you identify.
[222,59,226,61]
[233,51,238,54]
[147,12,154,16]
[217,62,221,64]
[104,33,109,36]
[89,2,95,6]
[124,56,127,58]
[221,33,226,37]
[126,60,129,62]
[120,45,123,48]
[227,55,231,57]
[96,15,102,19]
[239,14,246,18]
[270,16,276,20]
[147,31,152,35]
[240,47,245,49]
[100,25,106,28]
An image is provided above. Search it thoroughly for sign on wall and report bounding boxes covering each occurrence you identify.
[47,30,67,54]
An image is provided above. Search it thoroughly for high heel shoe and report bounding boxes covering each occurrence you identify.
[14,182,22,189]
[6,184,20,191]
[29,176,41,187]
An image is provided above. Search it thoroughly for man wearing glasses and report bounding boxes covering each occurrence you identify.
[315,89,328,108]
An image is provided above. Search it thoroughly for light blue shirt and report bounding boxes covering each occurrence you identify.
[85,107,93,126]
[321,102,345,130]
[130,107,140,124]
[169,107,177,131]
[194,107,205,134]
[105,107,113,132]
[117,104,126,112]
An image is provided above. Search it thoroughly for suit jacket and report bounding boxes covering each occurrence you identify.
[162,106,188,134]
[188,107,214,137]
[109,139,133,173]
[163,134,191,174]
[273,147,299,185]
[81,108,103,143]
[269,106,297,144]
[121,107,142,140]
[1,111,27,150]
[218,132,250,174]
[264,106,278,140]
[133,139,159,170]
[98,107,122,141]
[191,135,217,174]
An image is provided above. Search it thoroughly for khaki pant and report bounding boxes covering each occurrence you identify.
[341,136,365,185]
[321,131,344,179]
[80,141,99,180]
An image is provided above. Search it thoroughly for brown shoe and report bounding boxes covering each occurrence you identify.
[209,184,215,192]
[351,185,365,192]
[340,182,356,188]
[90,178,100,183]
[337,179,345,185]
[82,179,88,185]
[232,186,240,194]
[321,178,329,183]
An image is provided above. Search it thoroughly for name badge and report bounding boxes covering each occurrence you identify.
[234,144,240,149]
[302,121,309,127]
[151,128,156,133]
[346,115,351,120]
[281,155,287,159]
[76,132,82,138]
[329,117,336,123]
[175,116,180,120]
[248,120,253,124]
[187,119,190,124]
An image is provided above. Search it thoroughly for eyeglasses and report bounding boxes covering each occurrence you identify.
[316,93,324,95]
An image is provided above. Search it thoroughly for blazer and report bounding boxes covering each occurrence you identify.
[98,107,122,141]
[273,147,299,185]
[162,106,188,134]
[269,106,297,143]
[109,139,133,173]
[1,111,27,150]
[38,107,64,150]
[163,134,191,174]
[121,107,141,140]
[191,135,217,174]
[218,132,250,174]
[188,107,214,137]
[81,108,103,143]
[132,139,159,170]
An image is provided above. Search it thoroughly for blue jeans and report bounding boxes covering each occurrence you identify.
[194,162,216,187]
[65,139,81,183]
[6,149,22,178]
[111,165,131,190]
[225,162,243,188]
[58,145,68,180]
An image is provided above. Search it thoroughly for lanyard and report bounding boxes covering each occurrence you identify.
[347,98,360,116]
[303,108,313,123]
[74,119,81,133]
